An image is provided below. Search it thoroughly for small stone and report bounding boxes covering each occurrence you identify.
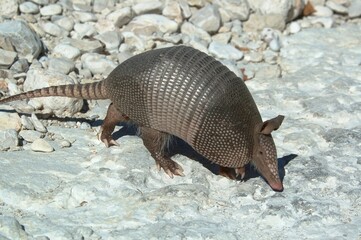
[187,0,205,7]
[106,7,133,28]
[53,44,81,61]
[19,130,43,143]
[211,32,232,44]
[74,23,97,38]
[0,0,18,18]
[0,106,22,131]
[213,0,250,22]
[311,17,333,28]
[93,0,114,13]
[348,0,361,18]
[42,22,64,37]
[0,216,28,239]
[81,53,117,76]
[0,129,18,150]
[20,115,35,130]
[163,0,182,23]
[181,22,211,44]
[10,59,29,73]
[80,122,91,130]
[313,5,333,17]
[48,58,75,75]
[31,139,54,152]
[289,21,301,34]
[208,42,244,60]
[125,14,178,36]
[54,17,75,32]
[94,31,122,52]
[244,52,263,63]
[269,36,281,52]
[132,1,163,15]
[40,4,62,16]
[190,4,221,33]
[0,49,17,68]
[263,49,278,64]
[72,11,97,23]
[31,113,47,133]
[326,1,348,14]
[19,2,40,14]
[179,0,192,18]
[62,38,103,54]
[60,139,72,148]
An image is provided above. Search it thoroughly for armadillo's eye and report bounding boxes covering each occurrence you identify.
[259,150,264,155]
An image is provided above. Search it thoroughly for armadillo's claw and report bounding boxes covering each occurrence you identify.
[235,167,246,180]
[156,157,184,178]
[219,166,246,180]
[98,127,119,148]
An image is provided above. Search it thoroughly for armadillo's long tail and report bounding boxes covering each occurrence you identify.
[0,81,107,104]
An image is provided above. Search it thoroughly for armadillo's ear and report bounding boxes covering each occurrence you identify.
[259,115,285,134]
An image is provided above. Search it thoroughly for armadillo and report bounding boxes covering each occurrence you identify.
[0,46,285,191]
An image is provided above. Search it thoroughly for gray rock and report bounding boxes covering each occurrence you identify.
[179,0,192,18]
[94,31,123,52]
[0,21,43,61]
[244,13,286,32]
[311,17,334,28]
[80,122,91,130]
[348,0,361,18]
[208,42,244,60]
[0,216,28,239]
[181,22,211,43]
[0,49,17,68]
[48,58,75,75]
[313,5,333,17]
[125,14,178,36]
[106,7,133,28]
[244,52,263,63]
[121,32,147,52]
[74,23,97,38]
[132,1,163,15]
[81,53,117,76]
[32,0,49,4]
[54,17,75,32]
[269,36,281,52]
[24,69,83,116]
[40,4,62,16]
[31,138,54,152]
[31,113,47,133]
[10,59,29,73]
[163,0,183,23]
[326,1,348,14]
[62,38,103,53]
[19,2,40,14]
[20,115,35,130]
[19,130,43,143]
[60,139,72,148]
[263,49,279,64]
[72,11,98,23]
[0,105,22,131]
[211,32,232,44]
[289,21,301,33]
[0,0,18,18]
[187,0,205,7]
[93,0,114,13]
[42,22,64,37]
[214,0,250,22]
[0,129,18,150]
[189,4,221,33]
[53,43,81,60]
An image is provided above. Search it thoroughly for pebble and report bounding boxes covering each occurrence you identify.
[20,115,35,130]
[74,23,97,38]
[0,0,18,18]
[189,4,221,33]
[313,5,333,17]
[208,42,244,60]
[62,38,103,53]
[72,11,97,23]
[0,216,28,239]
[40,4,62,16]
[269,36,281,52]
[48,58,75,75]
[94,31,123,52]
[53,44,81,61]
[213,0,250,22]
[0,129,18,150]
[132,1,163,15]
[31,138,54,153]
[0,49,17,68]
[19,130,43,143]
[19,2,40,14]
[54,17,75,32]
[80,122,92,130]
[244,52,263,63]
[106,7,133,28]
[42,22,64,37]
[163,0,183,23]
[0,106,22,131]
[289,21,301,34]
[10,59,29,73]
[125,14,178,36]
[326,1,348,14]
[181,22,211,43]
[311,17,334,28]
[81,53,117,76]
[348,0,361,18]
[31,113,47,133]
[60,139,72,148]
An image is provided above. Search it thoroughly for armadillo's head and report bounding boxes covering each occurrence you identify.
[252,115,284,192]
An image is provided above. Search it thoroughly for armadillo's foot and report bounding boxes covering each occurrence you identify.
[155,156,185,178]
[99,102,128,148]
[219,166,246,180]
[139,127,184,178]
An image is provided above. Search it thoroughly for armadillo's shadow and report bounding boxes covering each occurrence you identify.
[113,123,297,183]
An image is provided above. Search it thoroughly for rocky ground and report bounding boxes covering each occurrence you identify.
[0,0,360,239]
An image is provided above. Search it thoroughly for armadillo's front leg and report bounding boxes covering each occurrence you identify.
[219,166,245,180]
[140,127,184,178]
[99,102,129,147]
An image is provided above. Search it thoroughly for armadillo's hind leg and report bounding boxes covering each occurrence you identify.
[219,166,246,180]
[140,127,184,178]
[99,102,129,147]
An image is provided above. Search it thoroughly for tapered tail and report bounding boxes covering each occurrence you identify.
[0,81,107,104]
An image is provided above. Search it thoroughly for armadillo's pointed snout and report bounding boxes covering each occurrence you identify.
[269,181,283,192]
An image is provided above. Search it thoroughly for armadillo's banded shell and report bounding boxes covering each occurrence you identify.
[105,46,262,168]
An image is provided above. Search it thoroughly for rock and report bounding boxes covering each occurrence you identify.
[121,32,148,52]
[181,22,211,43]
[326,1,348,14]
[0,216,28,239]
[208,42,244,60]
[42,22,64,37]
[289,21,301,33]
[313,5,333,17]
[93,0,114,13]
[0,0,18,18]
[212,32,232,44]
[40,4,62,16]
[106,7,133,28]
[54,17,75,32]
[74,23,97,38]
[72,11,97,23]
[32,0,49,4]
[213,0,250,22]
[132,1,163,15]
[24,69,83,116]
[269,36,281,52]
[187,0,205,7]
[31,113,47,133]
[60,139,72,148]
[163,0,183,23]
[81,53,117,76]
[20,115,35,130]
[53,44,81,60]
[311,17,333,28]
[0,21,43,61]
[10,59,29,73]
[125,14,178,36]
[0,49,17,68]
[348,0,361,18]
[94,31,123,52]
[244,52,263,63]
[189,4,221,33]
[48,58,75,75]
[80,122,91,129]
[62,38,103,53]
[263,49,279,64]
[0,105,22,131]
[19,130,43,143]
[248,0,305,22]
[19,2,40,14]
[179,0,192,18]
[0,129,18,150]
[31,138,54,152]
[243,13,286,32]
